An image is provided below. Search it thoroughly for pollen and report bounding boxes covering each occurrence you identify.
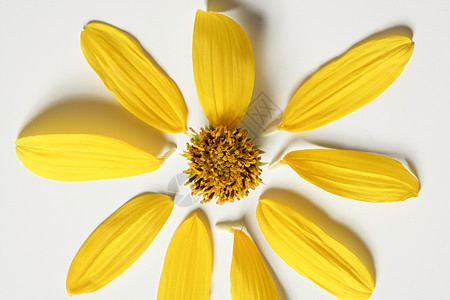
[184,126,263,205]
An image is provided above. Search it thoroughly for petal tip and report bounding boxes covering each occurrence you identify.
[410,190,419,199]
[65,279,81,296]
[81,22,99,35]
[162,195,175,208]
[195,9,209,20]
[257,198,271,209]
[15,136,29,147]
[189,210,202,222]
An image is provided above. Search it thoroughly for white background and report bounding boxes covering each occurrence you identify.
[1,0,449,299]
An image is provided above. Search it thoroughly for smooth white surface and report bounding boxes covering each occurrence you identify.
[1,0,449,299]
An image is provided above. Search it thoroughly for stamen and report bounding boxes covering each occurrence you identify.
[183,126,263,205]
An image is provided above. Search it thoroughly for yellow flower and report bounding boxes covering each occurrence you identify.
[15,9,419,300]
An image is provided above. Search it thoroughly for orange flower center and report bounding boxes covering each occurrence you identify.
[184,126,262,205]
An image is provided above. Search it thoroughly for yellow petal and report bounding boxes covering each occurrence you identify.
[16,134,162,181]
[157,212,212,300]
[81,22,187,133]
[282,149,419,202]
[66,194,174,294]
[193,10,255,128]
[257,199,374,300]
[280,35,414,132]
[230,229,279,300]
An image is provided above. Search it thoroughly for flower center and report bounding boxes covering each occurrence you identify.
[184,125,262,205]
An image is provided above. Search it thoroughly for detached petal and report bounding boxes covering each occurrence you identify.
[257,199,374,300]
[157,212,212,300]
[193,10,255,128]
[282,149,419,202]
[66,194,174,294]
[16,134,162,181]
[230,229,279,300]
[280,36,413,132]
[81,22,187,133]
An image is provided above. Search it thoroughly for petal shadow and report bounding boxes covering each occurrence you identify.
[259,188,377,283]
[207,0,239,12]
[18,96,168,156]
